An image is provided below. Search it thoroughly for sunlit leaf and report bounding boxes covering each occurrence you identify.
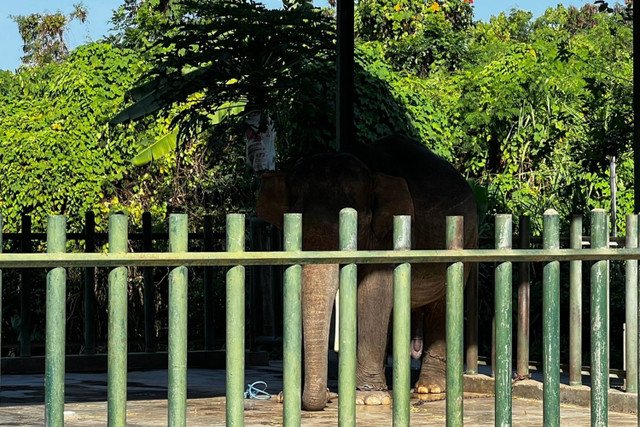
[131,127,179,166]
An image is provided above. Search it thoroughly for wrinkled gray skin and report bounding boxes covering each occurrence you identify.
[257,135,477,411]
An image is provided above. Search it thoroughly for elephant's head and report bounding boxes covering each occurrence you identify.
[256,152,413,410]
[257,153,414,249]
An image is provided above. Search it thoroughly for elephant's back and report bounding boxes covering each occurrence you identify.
[363,135,477,251]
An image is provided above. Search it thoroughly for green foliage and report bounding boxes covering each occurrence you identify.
[356,0,474,76]
[0,43,161,231]
[132,127,180,166]
[112,0,335,159]
[112,1,634,240]
[108,0,186,51]
[430,5,633,233]
[354,42,462,161]
[0,39,255,233]
[11,3,89,67]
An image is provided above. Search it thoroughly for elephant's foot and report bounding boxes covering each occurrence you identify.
[355,372,390,405]
[302,386,330,411]
[355,390,391,405]
[414,351,447,394]
[281,388,336,410]
[356,367,388,393]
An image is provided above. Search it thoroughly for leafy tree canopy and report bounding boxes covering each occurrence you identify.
[0,43,160,230]
[11,3,88,67]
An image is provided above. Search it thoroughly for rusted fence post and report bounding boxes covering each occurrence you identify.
[143,211,156,352]
[248,217,261,352]
[203,215,215,351]
[517,215,530,378]
[84,211,96,355]
[20,214,32,357]
[0,214,2,388]
[465,262,478,375]
[491,317,495,378]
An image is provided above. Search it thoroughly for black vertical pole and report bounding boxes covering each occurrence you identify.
[336,0,354,152]
[143,211,156,352]
[634,1,640,213]
[203,215,215,350]
[84,211,96,354]
[20,214,32,357]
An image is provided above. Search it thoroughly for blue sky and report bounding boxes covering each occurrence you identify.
[0,0,590,71]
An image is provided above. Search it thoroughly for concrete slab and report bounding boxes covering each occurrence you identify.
[0,362,638,425]
[2,394,639,426]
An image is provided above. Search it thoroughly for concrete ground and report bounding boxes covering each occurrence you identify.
[1,362,638,426]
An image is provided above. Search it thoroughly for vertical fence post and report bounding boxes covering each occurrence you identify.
[271,228,284,342]
[0,214,3,389]
[168,214,188,426]
[495,214,512,426]
[543,209,560,427]
[143,211,156,353]
[624,215,638,392]
[283,214,302,426]
[203,215,215,351]
[338,208,357,426]
[465,263,478,375]
[248,218,259,351]
[491,317,496,378]
[45,215,67,426]
[393,215,411,426]
[446,216,464,427]
[517,215,530,378]
[591,209,609,426]
[20,214,32,357]
[84,211,96,355]
[569,214,583,386]
[226,214,245,426]
[108,214,128,426]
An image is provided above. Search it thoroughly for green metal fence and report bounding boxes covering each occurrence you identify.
[0,209,639,426]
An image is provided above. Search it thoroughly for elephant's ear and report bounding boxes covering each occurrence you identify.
[372,173,414,243]
[257,172,289,230]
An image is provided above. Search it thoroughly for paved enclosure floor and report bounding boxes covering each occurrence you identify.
[1,363,638,426]
[3,394,639,426]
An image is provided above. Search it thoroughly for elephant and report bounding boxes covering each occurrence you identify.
[256,134,478,410]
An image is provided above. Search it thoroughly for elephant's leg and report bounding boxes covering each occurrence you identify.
[302,264,339,411]
[415,299,447,394]
[355,264,393,404]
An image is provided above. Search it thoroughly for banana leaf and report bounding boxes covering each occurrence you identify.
[132,127,180,166]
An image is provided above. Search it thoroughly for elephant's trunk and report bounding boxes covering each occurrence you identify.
[301,263,339,411]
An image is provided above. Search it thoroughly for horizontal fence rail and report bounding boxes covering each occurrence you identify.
[3,248,640,268]
[1,209,639,426]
